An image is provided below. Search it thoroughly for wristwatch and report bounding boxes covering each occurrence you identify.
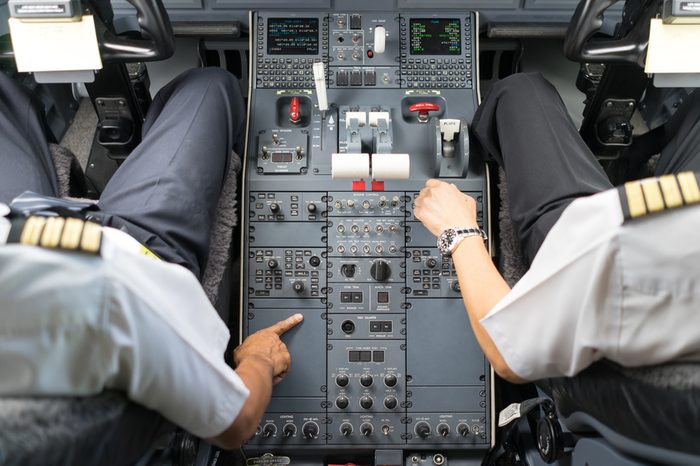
[437,227,487,257]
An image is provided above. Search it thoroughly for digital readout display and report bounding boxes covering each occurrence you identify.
[410,19,461,55]
[267,18,319,55]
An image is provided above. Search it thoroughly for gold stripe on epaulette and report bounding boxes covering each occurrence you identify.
[20,216,47,246]
[678,171,700,204]
[659,175,683,208]
[40,217,66,248]
[80,221,102,254]
[139,245,161,260]
[624,181,647,218]
[641,179,665,213]
[61,217,84,250]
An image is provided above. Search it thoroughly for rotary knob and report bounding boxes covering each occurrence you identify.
[292,281,305,293]
[370,260,391,282]
[415,422,431,439]
[283,424,297,438]
[340,423,353,437]
[267,259,278,269]
[360,396,373,410]
[336,396,349,409]
[307,203,317,213]
[437,423,450,437]
[270,203,280,213]
[384,396,398,410]
[309,256,321,267]
[384,374,397,387]
[451,281,461,292]
[302,421,319,439]
[340,263,356,278]
[336,374,349,387]
[360,423,374,436]
[360,374,373,387]
[262,423,277,438]
[457,423,470,437]
[425,258,438,269]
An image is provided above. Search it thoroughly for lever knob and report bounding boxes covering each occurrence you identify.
[457,423,470,437]
[409,102,440,123]
[290,96,301,123]
[361,423,374,436]
[374,25,386,54]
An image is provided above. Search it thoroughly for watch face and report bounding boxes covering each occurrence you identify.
[437,228,457,256]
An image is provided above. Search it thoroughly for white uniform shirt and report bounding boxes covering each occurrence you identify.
[0,227,249,439]
[481,188,700,381]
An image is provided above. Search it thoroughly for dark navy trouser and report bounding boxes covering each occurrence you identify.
[471,73,700,265]
[0,68,245,279]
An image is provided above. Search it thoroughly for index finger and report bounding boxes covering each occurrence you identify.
[269,313,304,336]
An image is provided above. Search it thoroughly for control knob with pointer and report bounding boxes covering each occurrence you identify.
[370,260,391,282]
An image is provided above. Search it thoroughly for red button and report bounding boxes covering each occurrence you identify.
[367,49,374,58]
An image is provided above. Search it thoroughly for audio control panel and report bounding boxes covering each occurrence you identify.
[243,9,491,458]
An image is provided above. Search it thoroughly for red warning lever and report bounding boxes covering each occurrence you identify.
[290,96,301,124]
[409,102,440,123]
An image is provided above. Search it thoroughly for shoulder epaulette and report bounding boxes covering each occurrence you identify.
[618,171,700,221]
[7,215,102,254]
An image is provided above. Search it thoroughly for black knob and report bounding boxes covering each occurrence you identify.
[270,203,280,213]
[370,260,391,282]
[415,422,431,439]
[457,423,469,437]
[302,422,319,439]
[292,281,305,293]
[309,256,321,267]
[336,374,349,387]
[384,396,398,410]
[307,203,317,213]
[360,423,374,436]
[360,396,373,410]
[426,258,438,269]
[336,396,349,409]
[360,374,373,387]
[437,423,450,437]
[267,259,278,269]
[340,263,357,278]
[262,423,276,438]
[451,281,461,292]
[283,424,297,438]
[384,374,397,387]
[340,423,353,436]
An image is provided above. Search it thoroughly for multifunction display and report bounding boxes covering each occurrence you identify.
[267,18,319,55]
[410,18,461,55]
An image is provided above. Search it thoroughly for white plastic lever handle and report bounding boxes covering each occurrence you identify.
[313,61,328,113]
[374,25,386,54]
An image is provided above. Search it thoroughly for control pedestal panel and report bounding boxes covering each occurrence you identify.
[243,10,491,455]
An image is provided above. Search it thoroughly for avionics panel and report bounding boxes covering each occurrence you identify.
[243,10,491,460]
[409,18,462,55]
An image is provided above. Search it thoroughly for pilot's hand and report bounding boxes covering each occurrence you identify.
[234,313,304,384]
[414,179,478,236]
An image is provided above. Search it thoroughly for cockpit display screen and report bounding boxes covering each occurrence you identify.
[410,18,461,55]
[267,18,319,55]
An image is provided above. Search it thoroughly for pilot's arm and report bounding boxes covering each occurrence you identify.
[414,180,523,383]
[414,179,624,383]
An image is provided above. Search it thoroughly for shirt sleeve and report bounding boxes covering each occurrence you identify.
[101,253,249,439]
[480,189,625,381]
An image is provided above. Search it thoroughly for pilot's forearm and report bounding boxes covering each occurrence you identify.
[208,355,274,449]
[451,236,527,383]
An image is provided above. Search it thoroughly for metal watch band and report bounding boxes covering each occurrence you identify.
[454,227,488,241]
